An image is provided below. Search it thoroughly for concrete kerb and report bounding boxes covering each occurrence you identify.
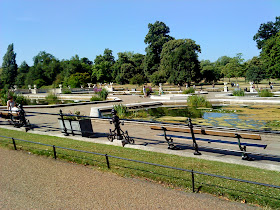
[1,125,280,172]
[0,97,122,109]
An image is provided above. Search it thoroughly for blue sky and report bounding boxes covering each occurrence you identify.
[0,0,279,66]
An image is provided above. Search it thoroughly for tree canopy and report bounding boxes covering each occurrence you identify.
[253,16,280,50]
[143,21,174,77]
[1,43,17,88]
[261,31,280,78]
[160,39,201,85]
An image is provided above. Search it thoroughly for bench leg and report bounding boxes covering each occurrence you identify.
[162,127,179,150]
[188,118,201,155]
[235,134,254,161]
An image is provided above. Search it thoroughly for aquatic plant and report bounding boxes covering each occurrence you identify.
[187,95,212,108]
[258,89,274,97]
[182,87,195,94]
[45,93,59,104]
[232,89,245,96]
[113,104,129,118]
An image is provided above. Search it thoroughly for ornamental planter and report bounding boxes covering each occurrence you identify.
[58,118,94,137]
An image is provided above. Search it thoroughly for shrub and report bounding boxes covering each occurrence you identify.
[146,86,153,96]
[0,91,30,106]
[183,87,195,94]
[93,88,108,100]
[45,93,59,104]
[258,89,274,97]
[62,89,72,94]
[97,88,109,100]
[232,89,245,96]
[113,104,128,118]
[90,96,102,101]
[63,111,85,120]
[15,94,31,105]
[187,95,212,108]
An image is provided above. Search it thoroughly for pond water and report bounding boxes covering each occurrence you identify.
[106,106,269,130]
[202,112,266,130]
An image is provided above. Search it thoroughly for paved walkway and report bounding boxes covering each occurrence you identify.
[0,148,255,209]
[9,94,278,172]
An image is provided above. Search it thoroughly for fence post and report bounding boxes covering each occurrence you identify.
[191,169,195,193]
[105,154,110,169]
[53,145,57,159]
[12,138,17,150]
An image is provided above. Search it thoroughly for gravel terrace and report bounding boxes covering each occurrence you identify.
[0,148,256,209]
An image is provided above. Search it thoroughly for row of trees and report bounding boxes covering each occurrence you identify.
[1,17,279,89]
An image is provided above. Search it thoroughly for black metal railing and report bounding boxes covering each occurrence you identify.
[1,134,279,195]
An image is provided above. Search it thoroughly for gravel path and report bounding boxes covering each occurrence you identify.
[0,148,256,209]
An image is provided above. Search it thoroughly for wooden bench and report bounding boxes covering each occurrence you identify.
[151,123,266,161]
[150,125,262,140]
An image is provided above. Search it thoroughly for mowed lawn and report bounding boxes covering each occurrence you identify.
[0,127,279,208]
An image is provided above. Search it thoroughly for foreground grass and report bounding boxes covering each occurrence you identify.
[0,128,279,208]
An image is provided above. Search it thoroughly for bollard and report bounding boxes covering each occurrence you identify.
[12,138,17,150]
[105,154,110,169]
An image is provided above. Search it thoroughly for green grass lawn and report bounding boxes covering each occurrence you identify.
[0,127,279,208]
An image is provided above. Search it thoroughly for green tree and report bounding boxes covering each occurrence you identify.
[113,52,146,84]
[92,49,115,83]
[221,54,244,82]
[143,21,174,78]
[29,51,62,86]
[200,60,221,83]
[160,39,201,85]
[261,31,280,78]
[253,16,280,50]
[68,72,91,88]
[215,56,232,79]
[1,44,17,88]
[15,61,29,88]
[245,56,265,83]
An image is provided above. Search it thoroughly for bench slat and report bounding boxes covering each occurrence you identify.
[158,134,267,148]
[150,125,261,140]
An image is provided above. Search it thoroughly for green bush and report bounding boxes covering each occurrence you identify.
[90,96,102,101]
[0,90,30,106]
[258,89,274,97]
[183,87,195,94]
[62,89,72,94]
[15,94,31,105]
[45,93,59,104]
[97,88,109,100]
[187,95,212,108]
[113,104,128,118]
[232,89,245,96]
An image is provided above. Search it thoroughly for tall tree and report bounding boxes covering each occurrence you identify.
[160,39,201,85]
[221,54,244,82]
[261,31,280,78]
[30,51,61,86]
[15,61,30,88]
[253,16,280,50]
[1,44,17,88]
[245,56,265,84]
[92,48,115,83]
[143,21,174,78]
[200,60,221,83]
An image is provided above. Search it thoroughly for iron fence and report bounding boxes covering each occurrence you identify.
[0,134,279,195]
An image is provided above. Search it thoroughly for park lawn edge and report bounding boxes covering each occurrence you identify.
[0,127,279,208]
